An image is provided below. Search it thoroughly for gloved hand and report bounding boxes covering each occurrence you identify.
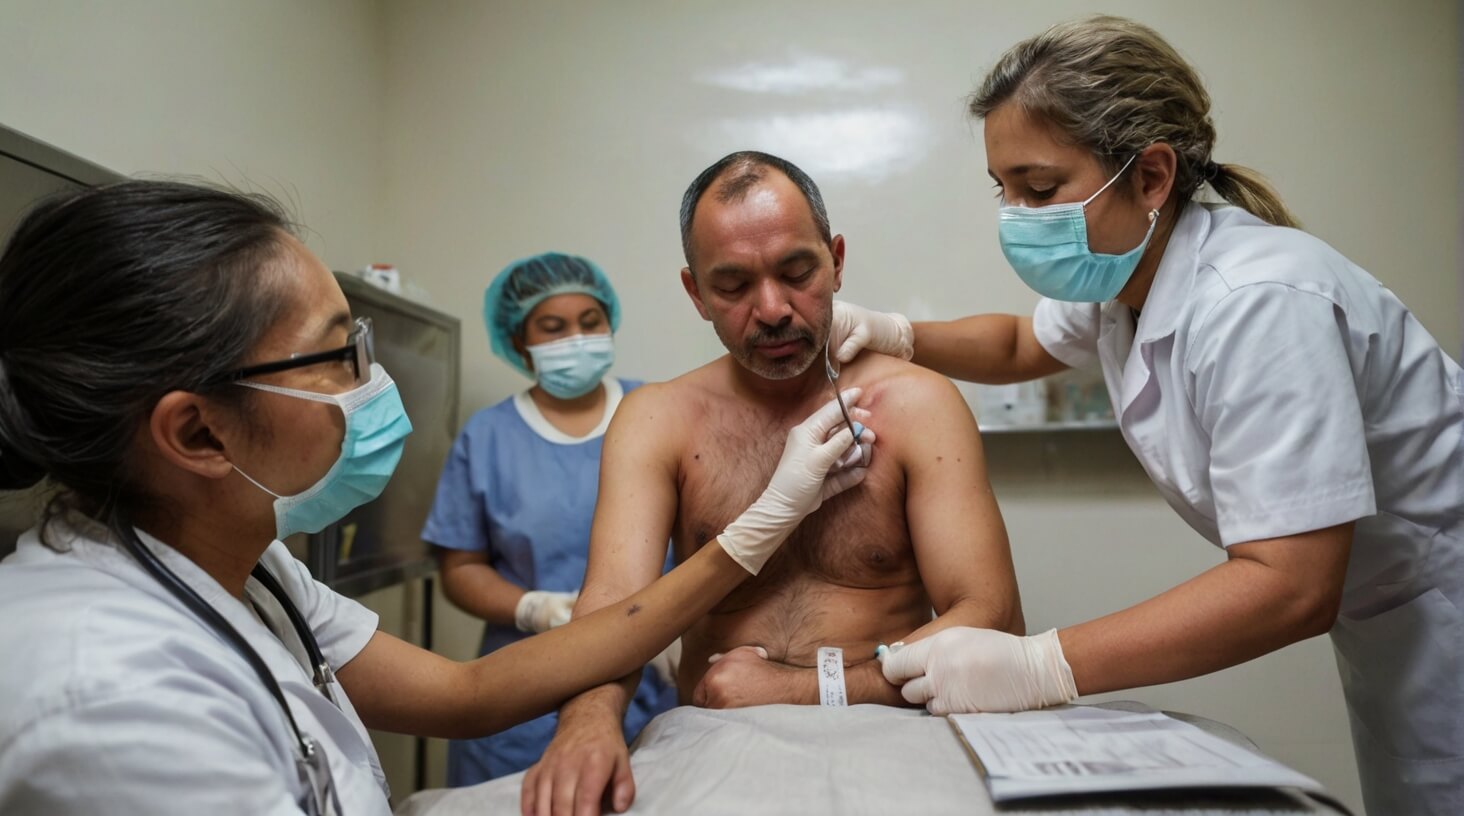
[649,638,682,687]
[880,627,1078,715]
[718,388,875,574]
[514,589,579,633]
[830,301,915,363]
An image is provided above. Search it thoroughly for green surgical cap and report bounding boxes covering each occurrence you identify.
[483,252,622,377]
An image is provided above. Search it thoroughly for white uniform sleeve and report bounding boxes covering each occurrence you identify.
[0,678,303,815]
[1032,298,1102,369]
[1186,283,1377,546]
[260,542,378,670]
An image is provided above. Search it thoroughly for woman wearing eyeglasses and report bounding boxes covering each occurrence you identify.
[0,180,871,815]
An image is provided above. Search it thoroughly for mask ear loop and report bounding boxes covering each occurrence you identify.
[1082,153,1141,208]
[234,464,284,498]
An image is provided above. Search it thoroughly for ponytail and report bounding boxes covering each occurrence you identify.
[972,16,1302,231]
[1208,162,1299,228]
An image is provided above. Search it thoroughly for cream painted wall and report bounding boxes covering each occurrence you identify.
[2,1,1459,811]
[0,0,385,273]
[378,0,1459,405]
[378,2,1459,811]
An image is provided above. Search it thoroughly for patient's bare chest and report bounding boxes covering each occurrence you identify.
[671,400,914,601]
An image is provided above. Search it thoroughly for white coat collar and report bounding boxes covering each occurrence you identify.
[1100,201,1211,416]
[40,516,316,689]
[1132,201,1212,345]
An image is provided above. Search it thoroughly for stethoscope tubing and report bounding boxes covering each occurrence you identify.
[117,525,328,758]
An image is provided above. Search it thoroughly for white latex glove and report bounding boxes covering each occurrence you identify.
[830,300,914,364]
[649,638,682,687]
[514,589,579,633]
[881,627,1078,715]
[718,388,876,574]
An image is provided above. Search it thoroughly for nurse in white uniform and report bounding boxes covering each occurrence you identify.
[0,180,872,814]
[836,16,1463,815]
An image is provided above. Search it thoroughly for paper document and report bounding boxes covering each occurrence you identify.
[951,706,1326,802]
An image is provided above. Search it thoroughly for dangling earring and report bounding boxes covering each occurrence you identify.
[1148,208,1160,223]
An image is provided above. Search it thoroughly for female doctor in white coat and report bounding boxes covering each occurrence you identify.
[0,180,872,814]
[836,16,1464,815]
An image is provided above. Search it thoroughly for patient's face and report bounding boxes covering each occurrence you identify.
[682,175,844,380]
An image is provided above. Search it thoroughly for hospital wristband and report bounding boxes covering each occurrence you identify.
[817,647,847,707]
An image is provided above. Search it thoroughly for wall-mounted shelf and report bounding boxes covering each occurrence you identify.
[978,418,1119,434]
[962,368,1118,438]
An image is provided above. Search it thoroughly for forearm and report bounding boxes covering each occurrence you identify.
[1058,556,1336,696]
[556,674,639,730]
[455,542,747,735]
[548,559,665,732]
[844,658,909,706]
[550,582,651,734]
[742,655,908,707]
[907,596,1023,643]
[761,657,911,706]
[910,314,1064,384]
[439,560,524,627]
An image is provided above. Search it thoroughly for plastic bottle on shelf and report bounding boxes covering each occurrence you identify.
[358,263,402,294]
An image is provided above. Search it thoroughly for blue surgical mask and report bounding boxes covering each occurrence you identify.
[232,363,413,540]
[527,333,614,399]
[998,154,1159,302]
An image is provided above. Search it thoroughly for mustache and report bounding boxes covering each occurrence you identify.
[747,326,813,346]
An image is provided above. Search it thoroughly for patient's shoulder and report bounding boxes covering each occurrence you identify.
[844,354,967,420]
[606,361,725,443]
[840,355,978,473]
[616,359,723,414]
[610,380,683,434]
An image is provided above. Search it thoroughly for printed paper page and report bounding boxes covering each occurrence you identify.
[951,707,1325,801]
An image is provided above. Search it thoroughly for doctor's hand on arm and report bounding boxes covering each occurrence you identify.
[881,627,1077,714]
[882,523,1354,714]
[830,300,1067,384]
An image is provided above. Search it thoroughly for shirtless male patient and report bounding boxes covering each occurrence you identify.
[522,151,1024,816]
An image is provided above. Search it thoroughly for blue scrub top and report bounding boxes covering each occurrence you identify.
[422,378,677,785]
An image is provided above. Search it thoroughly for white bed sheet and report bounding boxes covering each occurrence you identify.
[396,702,1347,815]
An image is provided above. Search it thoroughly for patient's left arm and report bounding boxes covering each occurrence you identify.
[895,368,1025,641]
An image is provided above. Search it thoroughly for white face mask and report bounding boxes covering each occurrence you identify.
[526,334,615,398]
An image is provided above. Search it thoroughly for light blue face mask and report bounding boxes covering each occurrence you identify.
[232,363,413,540]
[998,153,1160,303]
[527,333,615,399]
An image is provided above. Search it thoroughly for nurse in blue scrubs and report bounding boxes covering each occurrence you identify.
[422,253,676,786]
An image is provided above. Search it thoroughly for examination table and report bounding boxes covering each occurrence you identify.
[396,702,1349,815]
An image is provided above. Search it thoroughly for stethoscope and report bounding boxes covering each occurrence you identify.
[118,525,343,816]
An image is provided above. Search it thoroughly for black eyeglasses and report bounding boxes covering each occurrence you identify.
[207,317,376,387]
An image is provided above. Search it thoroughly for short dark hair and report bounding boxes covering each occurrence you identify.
[0,180,294,537]
[679,151,831,272]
